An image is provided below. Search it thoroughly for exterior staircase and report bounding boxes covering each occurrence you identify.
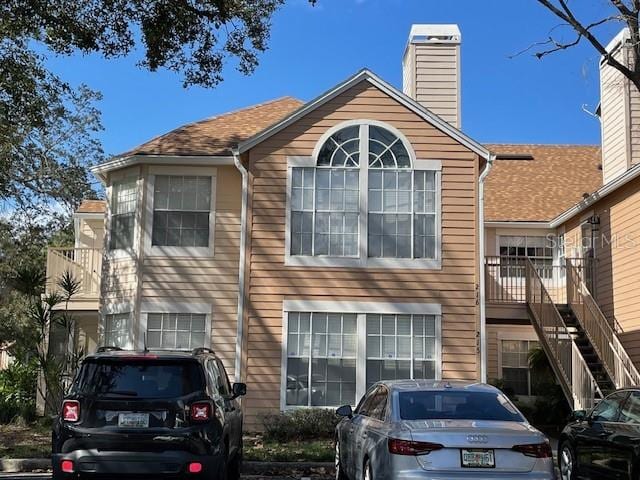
[524,258,640,411]
[558,306,616,396]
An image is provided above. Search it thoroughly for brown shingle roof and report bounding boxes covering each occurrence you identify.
[484,144,602,222]
[76,200,106,214]
[121,97,304,157]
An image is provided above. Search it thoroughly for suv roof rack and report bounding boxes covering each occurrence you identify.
[192,347,216,356]
[96,346,124,353]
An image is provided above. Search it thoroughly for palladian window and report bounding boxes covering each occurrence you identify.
[288,122,440,266]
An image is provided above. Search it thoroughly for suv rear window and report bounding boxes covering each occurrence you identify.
[399,391,524,422]
[73,359,205,399]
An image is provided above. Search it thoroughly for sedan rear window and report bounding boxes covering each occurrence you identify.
[73,360,205,398]
[399,391,524,422]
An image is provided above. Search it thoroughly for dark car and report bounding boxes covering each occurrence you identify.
[52,347,246,479]
[559,388,640,480]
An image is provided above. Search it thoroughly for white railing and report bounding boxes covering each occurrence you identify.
[567,260,640,389]
[526,259,602,411]
[46,247,103,298]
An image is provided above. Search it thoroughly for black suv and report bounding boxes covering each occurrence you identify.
[52,347,246,479]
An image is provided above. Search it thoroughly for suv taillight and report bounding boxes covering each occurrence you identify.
[62,400,80,422]
[190,402,212,422]
[512,442,552,458]
[388,438,444,456]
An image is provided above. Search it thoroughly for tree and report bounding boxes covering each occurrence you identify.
[534,1,640,91]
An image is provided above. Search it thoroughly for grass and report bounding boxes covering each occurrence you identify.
[0,425,334,463]
[244,435,334,462]
[0,422,51,459]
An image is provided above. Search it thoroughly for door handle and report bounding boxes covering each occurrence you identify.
[598,430,612,437]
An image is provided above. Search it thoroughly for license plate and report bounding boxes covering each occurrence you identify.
[118,413,149,428]
[461,449,495,468]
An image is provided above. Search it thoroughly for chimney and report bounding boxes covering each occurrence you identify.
[403,24,462,128]
[600,28,639,184]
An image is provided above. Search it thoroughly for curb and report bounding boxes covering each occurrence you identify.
[0,459,50,473]
[0,459,334,475]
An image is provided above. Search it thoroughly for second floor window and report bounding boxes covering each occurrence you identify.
[152,176,211,248]
[110,179,137,250]
[289,122,441,264]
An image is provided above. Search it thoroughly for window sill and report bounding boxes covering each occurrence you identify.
[284,255,441,270]
[148,246,215,257]
[106,248,136,261]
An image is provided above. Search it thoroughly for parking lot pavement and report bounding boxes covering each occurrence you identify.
[0,475,333,480]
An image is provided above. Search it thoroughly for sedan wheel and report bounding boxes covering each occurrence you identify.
[559,442,576,480]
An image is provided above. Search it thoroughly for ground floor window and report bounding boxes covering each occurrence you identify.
[285,309,440,407]
[146,313,207,350]
[501,339,540,396]
[104,313,132,349]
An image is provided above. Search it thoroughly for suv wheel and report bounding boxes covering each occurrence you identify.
[227,441,243,480]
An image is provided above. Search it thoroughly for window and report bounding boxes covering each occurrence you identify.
[152,176,211,248]
[284,307,441,408]
[146,313,207,350]
[501,340,539,396]
[618,392,640,424]
[357,385,388,421]
[104,313,132,349]
[207,359,230,396]
[590,391,627,422]
[499,236,554,279]
[366,314,437,388]
[288,122,441,266]
[110,179,137,250]
[286,312,357,407]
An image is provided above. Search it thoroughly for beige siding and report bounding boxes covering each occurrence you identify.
[77,218,105,249]
[241,81,480,429]
[601,48,631,184]
[561,175,640,364]
[413,44,460,127]
[100,165,242,376]
[139,166,241,374]
[487,324,537,381]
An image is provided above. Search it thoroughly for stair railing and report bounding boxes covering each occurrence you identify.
[526,259,602,410]
[566,260,640,389]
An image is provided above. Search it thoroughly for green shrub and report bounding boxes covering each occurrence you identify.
[262,408,341,442]
[0,360,37,424]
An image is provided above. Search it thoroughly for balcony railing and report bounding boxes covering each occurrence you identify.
[46,247,103,298]
[485,256,590,304]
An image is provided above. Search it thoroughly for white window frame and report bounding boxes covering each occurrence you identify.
[103,312,134,350]
[144,166,217,257]
[280,300,442,410]
[138,301,212,351]
[106,168,141,260]
[284,120,442,269]
[497,331,540,398]
[101,301,134,348]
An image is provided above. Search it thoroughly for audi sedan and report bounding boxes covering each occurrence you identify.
[335,380,555,479]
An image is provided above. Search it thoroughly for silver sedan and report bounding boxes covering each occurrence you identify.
[335,380,555,479]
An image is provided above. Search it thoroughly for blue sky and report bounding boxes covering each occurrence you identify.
[45,0,621,158]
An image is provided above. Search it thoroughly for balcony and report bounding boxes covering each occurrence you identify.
[485,256,592,305]
[46,247,102,310]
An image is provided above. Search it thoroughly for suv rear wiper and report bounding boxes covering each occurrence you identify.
[105,390,139,397]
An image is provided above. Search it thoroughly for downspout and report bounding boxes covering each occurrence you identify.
[478,153,495,383]
[232,148,248,383]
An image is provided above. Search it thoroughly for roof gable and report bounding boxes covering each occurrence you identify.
[236,69,490,160]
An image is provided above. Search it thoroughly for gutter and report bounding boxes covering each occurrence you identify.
[232,148,248,383]
[478,153,495,383]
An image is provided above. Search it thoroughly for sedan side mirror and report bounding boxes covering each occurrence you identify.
[232,382,247,399]
[571,409,587,422]
[336,405,353,418]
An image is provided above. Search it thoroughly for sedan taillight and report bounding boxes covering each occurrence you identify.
[62,400,80,422]
[512,442,552,458]
[190,402,212,422]
[388,438,444,456]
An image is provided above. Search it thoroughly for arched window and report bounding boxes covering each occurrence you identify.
[288,121,440,266]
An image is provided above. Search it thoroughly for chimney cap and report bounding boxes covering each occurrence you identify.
[408,24,462,45]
